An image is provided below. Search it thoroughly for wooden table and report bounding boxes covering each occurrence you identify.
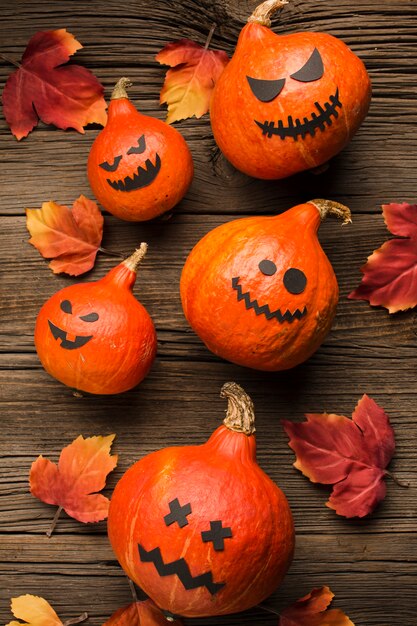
[1,1,416,624]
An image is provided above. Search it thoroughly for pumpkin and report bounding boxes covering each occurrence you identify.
[108,382,294,617]
[87,78,194,221]
[35,244,156,394]
[210,0,371,179]
[180,199,351,371]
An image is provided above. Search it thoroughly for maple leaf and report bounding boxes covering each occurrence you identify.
[6,594,87,626]
[156,27,229,124]
[2,28,107,140]
[279,586,354,626]
[349,202,417,313]
[282,395,396,517]
[103,600,182,625]
[26,195,104,276]
[30,434,117,536]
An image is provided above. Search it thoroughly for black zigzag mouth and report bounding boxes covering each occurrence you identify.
[232,277,307,323]
[48,320,93,350]
[254,88,342,140]
[106,153,161,192]
[138,544,225,596]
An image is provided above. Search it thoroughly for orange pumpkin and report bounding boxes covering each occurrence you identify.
[87,78,194,221]
[35,244,156,394]
[108,382,294,617]
[180,200,351,371]
[210,0,371,179]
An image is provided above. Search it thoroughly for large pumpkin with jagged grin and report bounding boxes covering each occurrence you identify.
[88,78,193,221]
[108,383,294,618]
[210,0,371,179]
[180,200,351,371]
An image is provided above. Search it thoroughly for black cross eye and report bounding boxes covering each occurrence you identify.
[60,300,72,314]
[283,268,307,294]
[127,135,146,155]
[164,498,192,528]
[79,312,99,322]
[259,259,277,276]
[201,520,233,551]
[290,48,324,82]
[247,76,286,102]
[99,155,122,172]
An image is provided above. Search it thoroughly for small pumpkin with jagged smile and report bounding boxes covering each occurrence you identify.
[210,0,371,179]
[181,199,352,371]
[88,78,193,221]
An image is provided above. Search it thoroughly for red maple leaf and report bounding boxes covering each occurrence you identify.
[282,395,396,517]
[156,28,229,124]
[2,29,107,139]
[279,586,354,625]
[349,202,417,313]
[103,600,182,625]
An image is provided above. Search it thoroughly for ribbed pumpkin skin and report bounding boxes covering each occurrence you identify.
[211,27,371,179]
[88,97,193,221]
[35,261,156,394]
[180,203,339,371]
[108,425,294,617]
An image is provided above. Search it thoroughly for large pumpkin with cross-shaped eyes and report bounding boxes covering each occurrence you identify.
[210,0,371,179]
[34,245,156,394]
[108,382,294,618]
[180,199,351,371]
[87,78,193,221]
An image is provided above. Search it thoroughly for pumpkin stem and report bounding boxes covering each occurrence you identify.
[309,199,352,225]
[221,382,256,435]
[248,0,288,27]
[123,243,148,272]
[111,77,133,100]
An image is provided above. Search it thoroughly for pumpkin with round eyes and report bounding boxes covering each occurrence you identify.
[87,78,194,221]
[108,382,294,618]
[34,244,156,394]
[180,199,351,371]
[210,0,371,179]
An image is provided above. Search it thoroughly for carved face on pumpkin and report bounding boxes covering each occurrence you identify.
[98,133,161,192]
[211,29,371,179]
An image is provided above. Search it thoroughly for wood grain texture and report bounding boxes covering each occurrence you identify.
[1,0,416,625]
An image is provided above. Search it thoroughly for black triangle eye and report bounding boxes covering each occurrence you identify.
[99,155,122,172]
[127,135,146,155]
[290,48,324,82]
[247,76,286,102]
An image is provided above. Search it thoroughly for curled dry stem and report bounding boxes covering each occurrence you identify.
[123,243,148,272]
[309,199,352,225]
[221,382,256,435]
[248,0,289,27]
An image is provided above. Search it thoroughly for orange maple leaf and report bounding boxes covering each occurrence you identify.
[279,587,354,625]
[103,600,182,626]
[6,594,87,626]
[2,28,107,140]
[26,195,104,276]
[30,434,117,536]
[156,29,229,124]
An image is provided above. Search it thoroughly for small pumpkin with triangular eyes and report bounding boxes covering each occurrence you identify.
[180,199,351,371]
[88,78,194,221]
[210,0,371,179]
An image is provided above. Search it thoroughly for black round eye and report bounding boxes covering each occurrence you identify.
[79,312,99,322]
[283,268,307,294]
[259,260,277,276]
[60,300,72,314]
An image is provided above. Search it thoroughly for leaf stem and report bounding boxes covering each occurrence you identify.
[63,613,88,626]
[0,52,21,67]
[204,23,217,50]
[98,247,125,258]
[385,471,410,488]
[128,577,138,601]
[46,505,63,538]
[257,603,281,616]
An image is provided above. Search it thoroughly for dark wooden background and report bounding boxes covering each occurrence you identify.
[1,0,416,624]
